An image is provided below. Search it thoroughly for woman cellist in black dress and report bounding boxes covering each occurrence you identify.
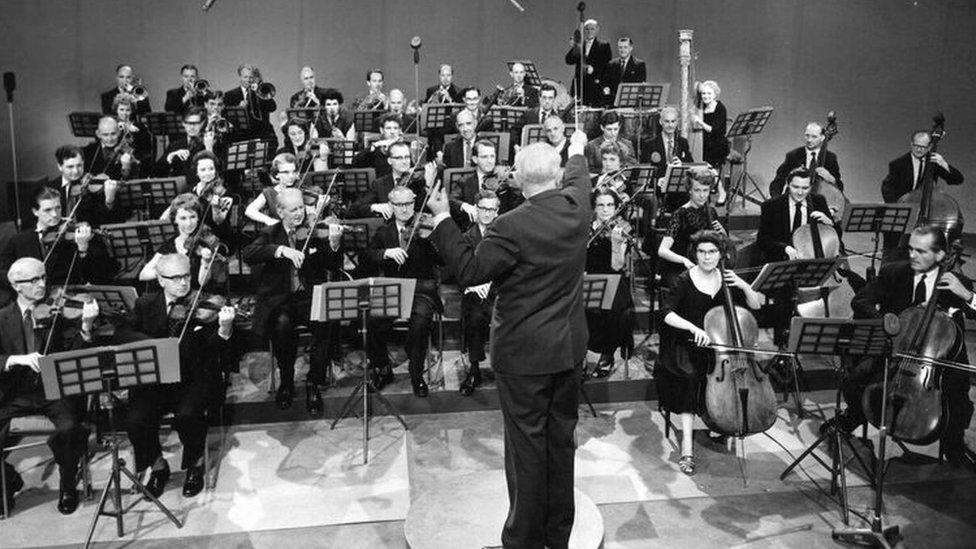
[657,230,763,474]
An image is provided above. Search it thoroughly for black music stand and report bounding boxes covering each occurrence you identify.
[338,219,378,270]
[51,285,138,317]
[661,163,708,206]
[285,107,321,124]
[225,139,270,173]
[620,165,657,195]
[116,177,185,219]
[143,112,183,138]
[353,109,385,134]
[443,168,476,196]
[489,106,527,133]
[68,112,102,139]
[420,103,460,136]
[38,338,183,548]
[315,278,413,464]
[579,274,622,416]
[222,106,251,134]
[780,317,887,528]
[841,203,917,281]
[726,106,775,208]
[100,220,176,278]
[614,83,669,110]
[506,60,542,87]
[319,138,356,167]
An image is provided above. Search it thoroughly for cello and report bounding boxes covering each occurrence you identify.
[861,244,963,444]
[701,210,778,437]
[898,113,964,246]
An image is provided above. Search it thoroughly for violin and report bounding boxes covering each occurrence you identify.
[168,291,250,327]
[40,220,111,245]
[33,291,120,339]
[293,215,366,241]
[588,217,635,248]
[198,177,229,208]
[183,225,229,262]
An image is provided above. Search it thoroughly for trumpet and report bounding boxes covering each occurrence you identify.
[129,78,149,102]
[211,117,233,133]
[194,79,210,95]
[498,83,526,106]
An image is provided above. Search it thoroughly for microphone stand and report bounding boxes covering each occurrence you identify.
[412,43,422,139]
[6,86,21,230]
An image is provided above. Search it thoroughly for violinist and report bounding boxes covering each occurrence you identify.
[160,151,235,247]
[586,187,635,378]
[350,114,403,178]
[163,64,202,115]
[82,116,143,181]
[43,145,126,227]
[655,169,725,292]
[458,190,500,396]
[140,193,227,291]
[241,188,344,415]
[372,89,417,133]
[351,68,389,111]
[439,109,480,169]
[159,107,223,180]
[100,64,151,115]
[0,187,119,306]
[880,130,964,255]
[520,83,564,128]
[424,64,462,104]
[313,88,357,142]
[452,140,521,226]
[584,111,636,174]
[592,142,629,195]
[769,122,842,197]
[842,226,976,468]
[115,253,240,499]
[288,66,328,109]
[275,119,329,175]
[364,186,443,398]
[658,231,763,475]
[349,141,430,219]
[113,93,155,170]
[246,153,308,226]
[0,257,96,515]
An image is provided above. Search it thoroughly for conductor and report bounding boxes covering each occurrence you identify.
[425,129,591,549]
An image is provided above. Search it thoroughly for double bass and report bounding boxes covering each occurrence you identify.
[898,113,964,246]
[701,209,777,436]
[810,112,848,220]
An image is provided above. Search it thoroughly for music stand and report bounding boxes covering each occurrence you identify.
[68,112,102,138]
[614,83,669,110]
[222,106,251,133]
[51,285,138,317]
[116,177,186,219]
[314,278,414,464]
[780,317,887,528]
[100,220,176,278]
[578,274,621,416]
[353,109,385,134]
[39,338,183,547]
[317,138,356,167]
[443,168,475,196]
[661,163,709,205]
[143,112,183,138]
[420,103,461,136]
[225,139,270,173]
[726,106,775,208]
[506,60,542,87]
[489,106,527,133]
[841,203,917,281]
[285,107,321,124]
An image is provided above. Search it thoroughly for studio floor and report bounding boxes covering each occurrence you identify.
[5,390,976,548]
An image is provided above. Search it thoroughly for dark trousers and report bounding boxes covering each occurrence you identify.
[268,294,336,387]
[461,292,492,365]
[495,366,580,549]
[367,293,437,383]
[126,382,216,472]
[0,391,88,489]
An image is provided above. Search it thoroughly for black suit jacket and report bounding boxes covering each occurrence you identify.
[565,39,612,105]
[0,300,80,402]
[428,154,591,375]
[756,192,834,262]
[288,86,329,109]
[347,172,429,219]
[770,146,843,196]
[425,84,463,104]
[101,88,151,115]
[365,218,442,283]
[640,133,693,173]
[881,152,964,203]
[442,136,477,169]
[82,141,143,181]
[164,87,202,115]
[223,87,276,137]
[520,107,567,129]
[241,223,342,338]
[602,56,647,105]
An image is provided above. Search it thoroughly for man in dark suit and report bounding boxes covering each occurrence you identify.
[101,64,151,115]
[364,185,442,397]
[499,63,540,108]
[880,130,964,253]
[601,36,647,106]
[41,145,127,228]
[449,140,521,228]
[544,114,572,167]
[641,107,694,213]
[440,109,480,169]
[164,64,202,115]
[224,64,277,150]
[565,19,612,107]
[350,114,402,179]
[425,129,591,548]
[846,226,975,468]
[114,253,240,498]
[82,116,143,181]
[0,187,119,307]
[425,64,463,104]
[519,83,565,129]
[372,89,417,134]
[313,88,357,142]
[457,190,499,396]
[769,122,842,197]
[348,141,428,220]
[0,257,94,515]
[242,188,343,414]
[288,66,329,109]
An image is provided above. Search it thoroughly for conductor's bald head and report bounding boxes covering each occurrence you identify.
[514,142,561,198]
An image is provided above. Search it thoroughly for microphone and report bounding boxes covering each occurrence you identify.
[882,313,901,337]
[410,36,422,64]
[577,2,586,13]
[3,72,15,103]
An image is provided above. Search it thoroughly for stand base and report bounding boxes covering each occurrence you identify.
[832,524,900,548]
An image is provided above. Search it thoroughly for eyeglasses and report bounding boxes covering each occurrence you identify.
[911,143,930,149]
[159,273,192,283]
[389,155,411,160]
[477,206,499,212]
[391,201,415,208]
[184,119,204,126]
[13,274,46,285]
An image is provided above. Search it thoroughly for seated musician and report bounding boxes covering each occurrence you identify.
[159,107,223,179]
[224,64,277,150]
[602,36,647,105]
[452,140,522,225]
[520,83,564,128]
[350,113,403,178]
[373,89,417,134]
[160,151,235,249]
[352,68,389,111]
[83,116,143,181]
[500,62,540,108]
[0,258,95,515]
[657,231,763,475]
[584,111,636,173]
[0,187,119,306]
[245,153,307,226]
[769,122,842,197]
[586,187,636,378]
[241,188,344,415]
[880,130,964,255]
[275,118,329,174]
[140,192,228,291]
[313,88,357,142]
[288,66,328,109]
[364,185,443,397]
[641,106,694,212]
[101,64,150,115]
[592,142,629,195]
[115,253,240,498]
[840,226,976,468]
[350,141,430,220]
[425,64,462,104]
[543,114,571,167]
[113,93,155,171]
[454,87,493,132]
[655,169,725,291]
[756,167,836,346]
[164,64,202,115]
[43,145,127,227]
[203,90,225,127]
[458,190,500,396]
[440,109,480,169]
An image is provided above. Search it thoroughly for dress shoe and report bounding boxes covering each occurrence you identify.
[306,384,323,418]
[145,463,171,499]
[275,383,294,410]
[412,379,429,398]
[590,353,614,378]
[944,446,976,472]
[57,487,80,515]
[459,369,482,396]
[182,465,205,497]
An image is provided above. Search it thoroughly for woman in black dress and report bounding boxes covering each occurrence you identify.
[657,168,726,291]
[657,230,763,474]
[693,80,730,205]
[277,117,329,174]
[586,187,636,377]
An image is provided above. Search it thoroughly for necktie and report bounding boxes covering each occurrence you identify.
[399,226,409,249]
[287,231,302,292]
[167,301,185,338]
[463,140,472,166]
[540,110,549,124]
[913,275,927,306]
[23,309,36,354]
[915,159,926,189]
[37,230,48,258]
[666,137,674,162]
[620,58,627,79]
[808,151,817,170]
[792,202,803,232]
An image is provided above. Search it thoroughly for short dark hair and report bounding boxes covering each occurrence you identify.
[592,186,622,208]
[180,64,198,74]
[365,69,383,81]
[786,166,812,183]
[322,88,344,104]
[280,117,309,141]
[911,225,948,252]
[191,149,221,172]
[55,145,83,165]
[461,86,480,98]
[204,90,224,102]
[379,113,402,129]
[33,185,61,206]
[600,110,621,127]
[598,141,622,159]
[690,230,728,256]
[540,83,557,96]
[184,106,207,121]
[618,36,633,45]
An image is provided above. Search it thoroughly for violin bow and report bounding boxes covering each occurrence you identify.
[299,170,341,255]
